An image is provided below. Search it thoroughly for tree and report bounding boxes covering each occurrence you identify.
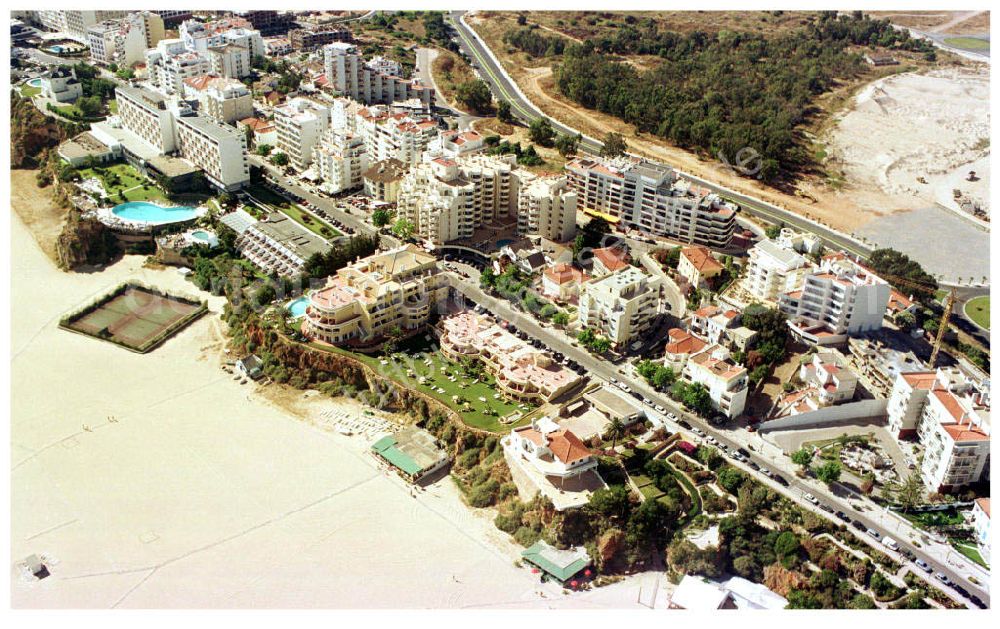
[270,152,289,167]
[528,117,556,147]
[456,79,493,114]
[590,336,611,354]
[573,216,612,255]
[256,144,273,156]
[496,99,514,123]
[372,208,393,228]
[552,311,569,327]
[555,133,581,157]
[75,95,102,117]
[717,467,746,494]
[791,448,813,468]
[605,417,626,450]
[479,266,497,290]
[392,217,416,240]
[867,248,937,303]
[814,461,841,485]
[895,470,924,512]
[600,132,627,158]
[765,222,783,239]
[895,310,916,332]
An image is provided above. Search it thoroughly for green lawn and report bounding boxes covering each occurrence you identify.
[77,164,168,203]
[307,334,532,433]
[902,508,965,529]
[952,541,989,569]
[943,37,990,51]
[109,99,118,114]
[244,183,341,239]
[20,84,41,98]
[964,296,990,330]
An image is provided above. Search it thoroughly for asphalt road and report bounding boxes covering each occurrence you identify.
[447,11,872,260]
[442,267,988,608]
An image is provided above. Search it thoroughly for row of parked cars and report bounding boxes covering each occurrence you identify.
[261,176,355,237]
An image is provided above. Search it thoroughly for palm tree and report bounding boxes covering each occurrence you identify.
[606,418,626,451]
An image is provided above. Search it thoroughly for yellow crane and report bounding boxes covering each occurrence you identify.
[883,273,956,367]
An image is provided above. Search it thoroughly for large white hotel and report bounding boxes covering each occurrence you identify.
[565,156,739,247]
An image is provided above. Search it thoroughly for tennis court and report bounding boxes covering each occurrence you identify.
[63,285,205,352]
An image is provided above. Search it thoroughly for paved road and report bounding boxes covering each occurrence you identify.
[414,47,481,132]
[442,267,988,608]
[447,11,872,260]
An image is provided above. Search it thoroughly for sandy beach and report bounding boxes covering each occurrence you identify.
[10,212,669,608]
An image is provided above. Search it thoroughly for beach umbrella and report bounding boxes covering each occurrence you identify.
[570,580,578,588]
[584,569,591,576]
[531,568,540,574]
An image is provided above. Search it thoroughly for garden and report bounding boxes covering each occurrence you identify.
[76,163,169,204]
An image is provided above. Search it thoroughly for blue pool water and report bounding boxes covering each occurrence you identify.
[496,239,514,249]
[112,201,199,225]
[191,230,213,242]
[286,297,310,318]
[28,78,42,87]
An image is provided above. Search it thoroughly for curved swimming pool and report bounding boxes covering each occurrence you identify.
[112,201,200,225]
[286,296,310,318]
[28,78,42,87]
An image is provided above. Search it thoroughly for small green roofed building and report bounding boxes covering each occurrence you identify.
[521,540,590,584]
[371,426,449,483]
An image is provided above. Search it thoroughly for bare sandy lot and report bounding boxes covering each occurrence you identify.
[10,169,67,264]
[823,67,990,221]
[10,214,668,608]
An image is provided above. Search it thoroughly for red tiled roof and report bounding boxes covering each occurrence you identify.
[976,497,990,518]
[902,372,937,390]
[681,246,723,274]
[239,117,274,133]
[514,426,546,447]
[183,74,215,91]
[547,429,592,465]
[593,247,630,272]
[544,263,584,285]
[665,328,707,357]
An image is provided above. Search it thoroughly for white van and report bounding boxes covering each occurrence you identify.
[882,536,899,551]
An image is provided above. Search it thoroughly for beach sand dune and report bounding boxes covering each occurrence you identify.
[11,213,669,609]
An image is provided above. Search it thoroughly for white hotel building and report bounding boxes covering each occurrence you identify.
[274,97,331,170]
[578,267,661,347]
[517,175,578,243]
[778,253,890,346]
[565,156,739,247]
[323,42,434,109]
[87,11,166,68]
[146,39,211,96]
[313,131,369,195]
[744,239,812,303]
[355,106,439,166]
[681,344,749,418]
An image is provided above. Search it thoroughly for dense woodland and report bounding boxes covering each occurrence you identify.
[505,12,936,183]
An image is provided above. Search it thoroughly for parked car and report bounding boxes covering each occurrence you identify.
[804,493,819,505]
[935,573,951,586]
[852,520,866,531]
[881,536,899,551]
[748,461,760,471]
[773,474,789,486]
[678,420,692,430]
[654,405,666,413]
[969,595,986,609]
[819,504,834,513]
[866,528,881,541]
[914,559,932,573]
[835,511,850,522]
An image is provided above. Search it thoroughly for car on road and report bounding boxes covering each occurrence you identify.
[835,511,850,522]
[737,448,750,457]
[804,493,819,505]
[852,520,866,531]
[642,398,653,406]
[866,528,881,541]
[678,420,692,430]
[748,461,760,471]
[819,504,834,513]
[914,559,932,572]
[773,474,789,487]
[881,536,899,551]
[654,405,666,413]
[935,573,951,586]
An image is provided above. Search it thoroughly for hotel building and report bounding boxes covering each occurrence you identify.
[304,245,447,345]
[438,312,582,404]
[313,131,369,195]
[274,97,331,170]
[355,106,439,166]
[578,267,661,347]
[174,114,251,192]
[87,11,166,67]
[183,76,254,125]
[744,239,812,303]
[323,42,434,109]
[565,156,739,247]
[235,213,330,278]
[517,175,578,243]
[681,345,749,418]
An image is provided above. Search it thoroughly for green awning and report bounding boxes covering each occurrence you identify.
[371,436,423,476]
[521,541,589,582]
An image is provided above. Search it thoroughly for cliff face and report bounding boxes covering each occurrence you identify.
[11,93,70,169]
[55,208,118,270]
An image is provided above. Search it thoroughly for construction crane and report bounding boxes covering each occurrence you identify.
[881,273,956,368]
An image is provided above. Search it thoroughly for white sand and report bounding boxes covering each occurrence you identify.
[826,66,990,219]
[10,214,662,608]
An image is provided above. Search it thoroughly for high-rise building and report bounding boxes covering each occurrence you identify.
[516,175,578,243]
[743,239,812,303]
[87,12,166,67]
[323,42,433,108]
[314,131,369,195]
[31,10,127,42]
[274,97,331,170]
[182,76,254,125]
[565,156,738,248]
[578,267,661,347]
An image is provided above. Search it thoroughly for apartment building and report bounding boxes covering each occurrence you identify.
[744,239,812,303]
[565,156,739,248]
[366,55,403,77]
[428,129,485,159]
[363,158,409,203]
[355,106,438,166]
[87,12,165,67]
[207,43,253,79]
[396,154,520,244]
[146,39,211,96]
[304,244,447,345]
[798,350,858,406]
[678,245,724,288]
[40,67,83,104]
[578,267,661,347]
[31,10,127,42]
[664,328,708,371]
[236,213,330,278]
[542,264,588,302]
[778,253,891,346]
[886,367,991,491]
[590,246,631,277]
[231,10,295,36]
[438,312,582,404]
[689,305,741,345]
[973,499,990,563]
[313,131,369,195]
[174,114,251,191]
[179,17,264,58]
[681,345,749,418]
[149,11,192,26]
[288,26,352,51]
[847,335,927,398]
[183,76,253,124]
[274,97,331,170]
[517,175,578,243]
[323,42,434,108]
[237,117,278,147]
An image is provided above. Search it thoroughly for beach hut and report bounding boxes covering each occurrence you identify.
[236,355,264,380]
[520,541,590,585]
[24,554,49,579]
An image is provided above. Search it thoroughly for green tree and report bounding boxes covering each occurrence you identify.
[554,133,581,157]
[256,144,273,156]
[791,448,813,468]
[528,117,556,147]
[552,311,569,327]
[590,336,611,354]
[765,223,783,239]
[456,79,493,114]
[392,217,416,240]
[605,417,626,450]
[600,132,627,158]
[496,99,514,123]
[372,208,393,228]
[895,470,924,512]
[717,467,746,495]
[814,461,841,485]
[270,152,289,167]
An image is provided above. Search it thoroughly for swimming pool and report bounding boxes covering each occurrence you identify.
[27,78,42,87]
[497,239,514,249]
[111,201,200,225]
[286,296,310,318]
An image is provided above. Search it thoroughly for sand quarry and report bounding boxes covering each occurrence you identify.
[10,210,672,609]
[825,66,990,220]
